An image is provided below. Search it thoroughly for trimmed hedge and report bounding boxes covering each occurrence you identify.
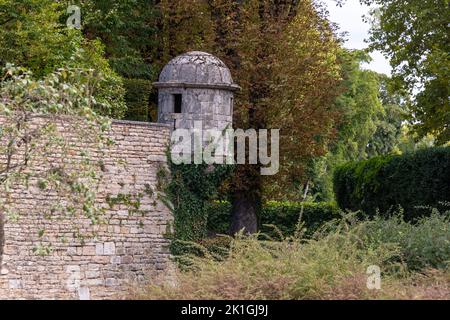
[123,78,152,122]
[333,147,450,220]
[207,201,340,238]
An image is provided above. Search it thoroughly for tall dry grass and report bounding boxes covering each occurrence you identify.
[131,213,450,300]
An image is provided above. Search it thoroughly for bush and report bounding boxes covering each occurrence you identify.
[208,202,450,271]
[134,214,450,300]
[123,79,152,122]
[207,201,340,237]
[333,147,450,220]
[362,209,450,271]
[134,216,399,300]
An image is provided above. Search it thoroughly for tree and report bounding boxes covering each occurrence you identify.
[360,0,450,144]
[79,0,157,79]
[0,0,126,118]
[151,0,343,233]
[366,75,406,157]
[309,50,405,201]
[78,0,163,121]
[0,0,76,77]
[214,1,343,233]
[333,50,384,161]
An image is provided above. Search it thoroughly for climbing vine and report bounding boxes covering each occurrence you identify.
[158,153,234,257]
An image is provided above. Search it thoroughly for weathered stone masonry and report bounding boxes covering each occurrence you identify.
[0,120,173,300]
[0,50,238,300]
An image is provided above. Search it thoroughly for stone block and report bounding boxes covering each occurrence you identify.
[78,287,91,300]
[82,246,96,256]
[103,242,116,255]
[95,244,104,255]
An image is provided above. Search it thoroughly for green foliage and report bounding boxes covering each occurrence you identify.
[66,41,126,118]
[76,1,159,120]
[207,201,340,238]
[362,210,450,271]
[334,50,384,161]
[138,214,402,300]
[123,79,152,122]
[0,64,114,120]
[0,64,113,249]
[0,0,76,76]
[138,212,450,300]
[361,0,450,144]
[309,51,405,202]
[0,0,126,118]
[395,125,437,154]
[333,147,450,219]
[366,75,407,157]
[79,0,157,79]
[160,158,234,256]
[198,235,233,261]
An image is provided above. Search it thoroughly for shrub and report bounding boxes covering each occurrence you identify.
[134,213,450,300]
[135,217,401,300]
[207,201,340,237]
[123,79,152,122]
[333,147,450,220]
[70,40,127,119]
[208,203,450,271]
[198,236,233,260]
[361,208,450,271]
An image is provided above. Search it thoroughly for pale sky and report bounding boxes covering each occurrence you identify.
[324,0,392,75]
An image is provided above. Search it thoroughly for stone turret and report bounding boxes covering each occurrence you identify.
[154,51,240,131]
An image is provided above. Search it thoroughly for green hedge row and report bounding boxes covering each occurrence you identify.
[123,78,152,122]
[207,201,340,238]
[333,147,450,220]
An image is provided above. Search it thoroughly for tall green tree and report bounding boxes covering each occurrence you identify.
[79,0,157,79]
[366,75,406,157]
[333,50,384,161]
[360,0,449,144]
[0,0,77,76]
[0,0,126,118]
[78,0,160,121]
[309,50,404,201]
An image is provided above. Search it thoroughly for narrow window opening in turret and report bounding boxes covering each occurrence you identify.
[173,94,183,113]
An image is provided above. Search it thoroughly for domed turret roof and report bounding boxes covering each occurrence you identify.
[154,51,240,91]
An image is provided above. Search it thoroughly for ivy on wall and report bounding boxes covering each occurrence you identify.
[158,155,234,257]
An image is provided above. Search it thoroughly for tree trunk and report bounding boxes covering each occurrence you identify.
[230,191,259,235]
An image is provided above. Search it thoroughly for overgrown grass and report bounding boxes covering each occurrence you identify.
[133,213,450,300]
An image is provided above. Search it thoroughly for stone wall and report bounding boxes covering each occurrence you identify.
[0,119,173,300]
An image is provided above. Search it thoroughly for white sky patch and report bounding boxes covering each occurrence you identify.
[324,0,392,75]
